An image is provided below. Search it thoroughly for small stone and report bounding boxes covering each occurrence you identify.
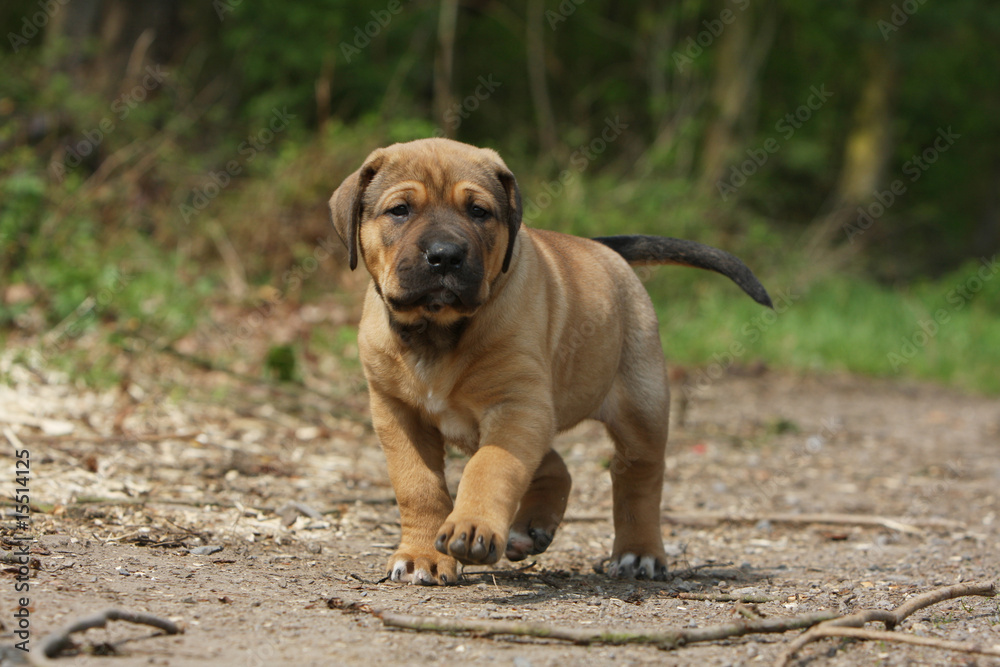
[671,577,695,592]
[189,545,224,556]
[296,426,321,441]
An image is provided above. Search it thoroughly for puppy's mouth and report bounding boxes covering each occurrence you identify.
[386,280,480,315]
[390,288,460,313]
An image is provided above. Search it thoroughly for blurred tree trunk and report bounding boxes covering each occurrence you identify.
[433,0,459,137]
[635,3,703,179]
[804,42,896,260]
[526,0,558,157]
[834,47,895,204]
[973,168,1000,256]
[44,0,100,66]
[697,5,776,192]
[378,25,434,129]
[44,0,179,93]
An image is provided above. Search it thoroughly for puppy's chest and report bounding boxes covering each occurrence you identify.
[410,361,480,451]
[422,391,479,451]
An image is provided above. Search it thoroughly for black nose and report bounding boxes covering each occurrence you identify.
[425,241,465,275]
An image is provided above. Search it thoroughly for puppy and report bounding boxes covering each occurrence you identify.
[330,138,771,584]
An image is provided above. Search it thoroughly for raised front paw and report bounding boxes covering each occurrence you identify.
[387,545,459,585]
[607,551,668,581]
[434,516,504,565]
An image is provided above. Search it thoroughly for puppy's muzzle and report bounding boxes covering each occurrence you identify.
[388,235,483,315]
[424,241,466,276]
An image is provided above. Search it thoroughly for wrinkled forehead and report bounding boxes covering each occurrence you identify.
[369,141,508,202]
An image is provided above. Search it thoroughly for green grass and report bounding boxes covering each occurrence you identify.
[648,264,1000,394]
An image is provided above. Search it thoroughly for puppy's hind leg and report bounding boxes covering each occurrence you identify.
[600,363,671,580]
[505,449,572,561]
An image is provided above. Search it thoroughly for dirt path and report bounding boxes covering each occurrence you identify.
[2,363,999,666]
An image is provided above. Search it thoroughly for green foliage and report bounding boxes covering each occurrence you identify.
[265,344,298,382]
[0,169,45,275]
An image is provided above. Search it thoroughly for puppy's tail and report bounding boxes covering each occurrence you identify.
[592,235,773,308]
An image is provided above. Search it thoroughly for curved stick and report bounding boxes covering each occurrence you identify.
[39,608,182,662]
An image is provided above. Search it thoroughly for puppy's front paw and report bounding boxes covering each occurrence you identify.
[607,552,668,581]
[387,546,459,585]
[435,517,504,565]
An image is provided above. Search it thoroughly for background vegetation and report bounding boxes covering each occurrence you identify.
[1,0,998,392]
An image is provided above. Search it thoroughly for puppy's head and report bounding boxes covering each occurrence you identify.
[330,138,522,326]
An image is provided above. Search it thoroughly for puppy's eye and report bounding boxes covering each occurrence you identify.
[469,205,489,219]
[388,204,408,218]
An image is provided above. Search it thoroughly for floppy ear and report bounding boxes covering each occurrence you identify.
[329,152,384,271]
[496,169,522,273]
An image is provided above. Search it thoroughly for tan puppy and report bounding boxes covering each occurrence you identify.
[330,138,771,585]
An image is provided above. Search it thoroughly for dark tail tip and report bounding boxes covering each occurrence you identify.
[593,235,774,308]
[752,285,774,310]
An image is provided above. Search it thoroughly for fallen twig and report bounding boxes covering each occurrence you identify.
[665,511,962,534]
[673,561,735,578]
[48,496,384,512]
[566,511,962,533]
[33,432,201,444]
[678,592,772,603]
[347,581,996,658]
[377,609,840,649]
[776,580,996,665]
[162,517,213,543]
[1,412,74,436]
[327,597,375,614]
[464,561,538,578]
[734,603,764,621]
[2,426,27,450]
[36,608,182,664]
[277,501,325,521]
[790,626,1000,659]
[348,572,389,586]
